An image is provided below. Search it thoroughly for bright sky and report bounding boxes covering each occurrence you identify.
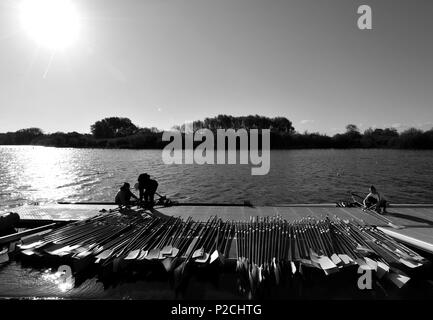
[0,0,432,135]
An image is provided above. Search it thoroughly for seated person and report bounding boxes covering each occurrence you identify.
[363,185,387,214]
[0,212,20,237]
[115,182,138,207]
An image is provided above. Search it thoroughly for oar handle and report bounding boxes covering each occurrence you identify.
[0,223,58,245]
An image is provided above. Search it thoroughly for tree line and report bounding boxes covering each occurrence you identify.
[172,115,295,133]
[0,116,432,149]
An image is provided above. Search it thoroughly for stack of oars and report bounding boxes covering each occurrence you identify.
[234,216,427,297]
[18,212,144,258]
[17,214,235,272]
[15,212,429,298]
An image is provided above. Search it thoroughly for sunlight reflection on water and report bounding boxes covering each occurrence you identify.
[1,146,433,208]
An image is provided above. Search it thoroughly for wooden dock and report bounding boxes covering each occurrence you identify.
[4,202,433,254]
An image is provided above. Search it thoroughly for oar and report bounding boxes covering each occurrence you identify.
[317,220,344,266]
[78,216,147,256]
[173,219,212,291]
[100,218,159,261]
[236,222,251,295]
[368,226,424,260]
[351,192,403,229]
[167,217,194,258]
[223,222,236,259]
[22,223,98,254]
[160,221,191,272]
[113,220,155,260]
[356,224,422,268]
[213,221,232,264]
[138,218,173,259]
[133,218,170,260]
[145,217,178,260]
[46,225,120,256]
[272,220,282,284]
[76,227,138,258]
[163,219,201,273]
[106,218,153,259]
[44,221,127,255]
[196,218,221,263]
[160,217,185,258]
[209,220,223,264]
[191,217,217,260]
[42,213,121,243]
[0,223,58,245]
[94,229,138,262]
[362,206,403,229]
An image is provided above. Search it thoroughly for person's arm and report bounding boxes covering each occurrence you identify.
[363,193,371,207]
[129,190,139,200]
[129,190,138,200]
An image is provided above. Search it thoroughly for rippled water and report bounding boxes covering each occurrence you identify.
[1,146,433,208]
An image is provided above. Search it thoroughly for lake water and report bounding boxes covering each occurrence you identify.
[1,146,433,208]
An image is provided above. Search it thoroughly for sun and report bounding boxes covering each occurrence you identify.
[19,0,81,50]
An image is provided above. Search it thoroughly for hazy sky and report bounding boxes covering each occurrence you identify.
[0,0,432,134]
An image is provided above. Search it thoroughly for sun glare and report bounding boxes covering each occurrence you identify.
[19,0,81,50]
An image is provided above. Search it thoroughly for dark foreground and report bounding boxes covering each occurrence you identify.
[1,203,433,299]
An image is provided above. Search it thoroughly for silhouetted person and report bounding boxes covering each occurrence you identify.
[115,182,138,207]
[363,185,387,214]
[0,212,19,237]
[137,173,159,207]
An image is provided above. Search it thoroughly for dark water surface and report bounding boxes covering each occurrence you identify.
[1,146,433,208]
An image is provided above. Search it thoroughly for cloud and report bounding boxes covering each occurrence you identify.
[390,123,432,132]
[157,107,163,112]
[390,123,407,131]
[417,122,433,131]
[300,119,314,125]
[391,123,403,128]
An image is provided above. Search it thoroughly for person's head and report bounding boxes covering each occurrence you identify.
[138,173,150,182]
[120,182,130,191]
[370,185,377,193]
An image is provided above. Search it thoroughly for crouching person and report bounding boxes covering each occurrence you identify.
[115,182,138,209]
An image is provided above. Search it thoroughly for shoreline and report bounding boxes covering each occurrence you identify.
[2,144,433,151]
